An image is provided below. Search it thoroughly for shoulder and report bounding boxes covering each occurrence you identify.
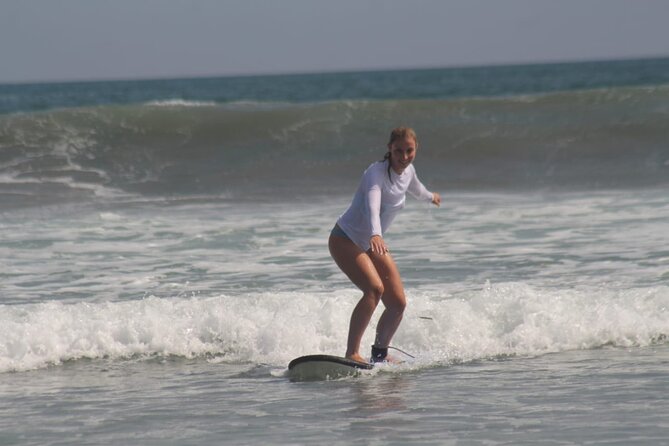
[407,164,422,180]
[362,161,387,178]
[361,161,388,187]
[364,161,386,172]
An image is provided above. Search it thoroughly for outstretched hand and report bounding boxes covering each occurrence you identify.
[432,192,441,207]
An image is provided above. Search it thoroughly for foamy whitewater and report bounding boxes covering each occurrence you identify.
[1,59,669,445]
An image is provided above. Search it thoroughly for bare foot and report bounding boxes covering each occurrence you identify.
[346,353,368,364]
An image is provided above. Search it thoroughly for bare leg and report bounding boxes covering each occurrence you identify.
[369,251,407,349]
[329,234,384,363]
[346,292,380,360]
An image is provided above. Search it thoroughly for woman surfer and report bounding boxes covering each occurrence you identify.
[329,127,441,364]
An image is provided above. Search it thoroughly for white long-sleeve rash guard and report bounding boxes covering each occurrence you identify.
[336,161,434,251]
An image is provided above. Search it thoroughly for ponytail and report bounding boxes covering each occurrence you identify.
[382,151,393,183]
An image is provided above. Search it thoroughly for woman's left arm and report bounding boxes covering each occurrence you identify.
[408,169,440,207]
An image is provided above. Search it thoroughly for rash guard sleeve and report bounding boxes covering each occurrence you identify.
[366,174,383,238]
[407,169,434,202]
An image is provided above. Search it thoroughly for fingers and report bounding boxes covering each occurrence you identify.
[371,240,388,254]
[432,192,441,207]
[369,235,389,255]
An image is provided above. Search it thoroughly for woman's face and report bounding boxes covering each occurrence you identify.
[388,137,417,174]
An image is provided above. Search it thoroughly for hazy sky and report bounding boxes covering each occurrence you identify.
[2,0,669,83]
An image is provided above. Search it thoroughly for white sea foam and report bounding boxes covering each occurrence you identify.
[144,99,218,107]
[1,283,667,373]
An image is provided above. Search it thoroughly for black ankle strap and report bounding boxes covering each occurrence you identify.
[371,345,388,361]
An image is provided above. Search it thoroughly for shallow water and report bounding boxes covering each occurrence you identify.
[2,345,668,445]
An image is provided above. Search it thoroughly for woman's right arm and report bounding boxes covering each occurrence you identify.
[366,167,388,255]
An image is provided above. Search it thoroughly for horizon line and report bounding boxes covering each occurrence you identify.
[2,54,668,87]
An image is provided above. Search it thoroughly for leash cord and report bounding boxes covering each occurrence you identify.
[388,346,416,359]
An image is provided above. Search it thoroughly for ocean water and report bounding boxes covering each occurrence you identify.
[1,58,669,445]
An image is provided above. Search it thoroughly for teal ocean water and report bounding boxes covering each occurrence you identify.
[1,58,669,445]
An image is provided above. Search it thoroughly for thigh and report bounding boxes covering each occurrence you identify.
[329,235,383,293]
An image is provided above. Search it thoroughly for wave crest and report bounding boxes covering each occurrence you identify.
[2,283,668,373]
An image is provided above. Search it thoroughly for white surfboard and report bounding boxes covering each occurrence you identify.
[288,354,374,380]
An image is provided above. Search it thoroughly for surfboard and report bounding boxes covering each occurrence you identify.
[288,354,374,380]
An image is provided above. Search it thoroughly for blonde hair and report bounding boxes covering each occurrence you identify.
[388,127,418,146]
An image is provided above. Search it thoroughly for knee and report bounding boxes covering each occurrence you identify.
[367,281,384,303]
[394,298,407,314]
[385,292,407,314]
